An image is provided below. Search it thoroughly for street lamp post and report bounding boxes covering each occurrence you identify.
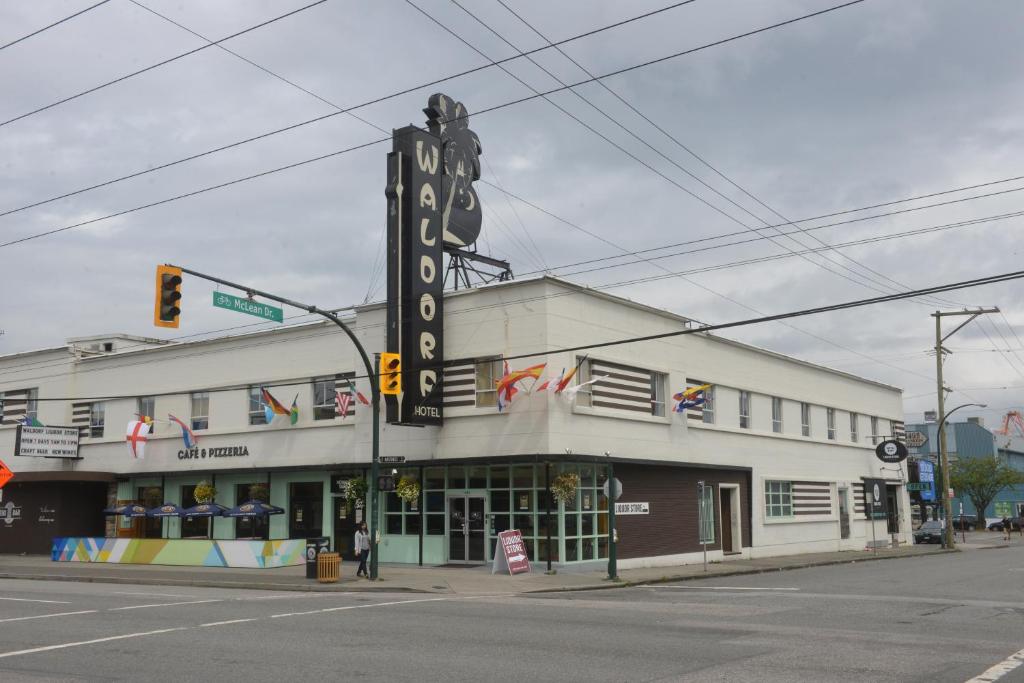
[935,402,986,549]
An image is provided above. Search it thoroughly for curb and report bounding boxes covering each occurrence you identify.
[0,572,434,594]
[524,548,957,594]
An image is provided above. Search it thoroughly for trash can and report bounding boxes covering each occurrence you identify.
[305,537,330,579]
[317,552,341,583]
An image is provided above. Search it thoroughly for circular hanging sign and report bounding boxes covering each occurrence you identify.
[875,439,908,463]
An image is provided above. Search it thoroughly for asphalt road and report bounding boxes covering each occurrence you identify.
[1,547,1023,682]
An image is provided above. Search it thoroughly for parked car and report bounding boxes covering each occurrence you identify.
[914,520,945,544]
[988,517,1023,532]
[953,515,978,532]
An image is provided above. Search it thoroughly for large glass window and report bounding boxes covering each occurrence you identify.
[650,372,666,417]
[384,470,422,535]
[801,402,811,437]
[248,387,266,426]
[26,388,38,424]
[235,483,270,539]
[771,396,783,433]
[180,485,209,538]
[475,358,502,408]
[764,481,793,519]
[191,392,209,431]
[137,396,155,422]
[424,468,445,535]
[702,386,715,424]
[89,402,105,438]
[312,377,336,420]
[827,408,836,440]
[574,358,593,407]
[850,412,859,442]
[739,391,751,429]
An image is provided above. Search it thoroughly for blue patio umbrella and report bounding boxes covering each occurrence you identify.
[103,503,149,518]
[222,500,285,517]
[181,502,229,517]
[147,502,187,518]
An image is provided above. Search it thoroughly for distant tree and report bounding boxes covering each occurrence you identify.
[950,457,1024,526]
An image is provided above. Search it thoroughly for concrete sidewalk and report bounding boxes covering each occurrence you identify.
[0,544,958,595]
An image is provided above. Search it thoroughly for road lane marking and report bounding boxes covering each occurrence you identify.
[0,597,71,604]
[0,610,97,623]
[199,618,257,627]
[966,646,1024,682]
[107,591,197,598]
[0,627,187,660]
[648,586,801,591]
[108,599,221,611]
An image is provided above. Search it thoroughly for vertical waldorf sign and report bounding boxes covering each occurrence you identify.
[387,124,445,425]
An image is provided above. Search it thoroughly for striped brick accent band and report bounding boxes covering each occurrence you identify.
[792,481,832,516]
[443,361,476,408]
[590,359,653,414]
[892,420,906,443]
[0,388,29,425]
[852,482,866,514]
[71,401,91,436]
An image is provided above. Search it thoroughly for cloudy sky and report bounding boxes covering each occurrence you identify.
[1,0,1023,426]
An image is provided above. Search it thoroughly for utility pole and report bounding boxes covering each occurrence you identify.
[169,265,384,580]
[933,307,999,549]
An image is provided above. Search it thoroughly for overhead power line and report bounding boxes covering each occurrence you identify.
[0,0,327,129]
[0,0,112,52]
[13,265,1024,404]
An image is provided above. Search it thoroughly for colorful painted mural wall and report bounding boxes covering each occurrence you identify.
[51,537,304,568]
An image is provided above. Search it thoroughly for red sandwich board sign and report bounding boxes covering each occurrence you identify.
[0,459,13,489]
[492,529,531,575]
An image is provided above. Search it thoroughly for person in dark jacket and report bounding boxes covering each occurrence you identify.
[1003,517,1012,541]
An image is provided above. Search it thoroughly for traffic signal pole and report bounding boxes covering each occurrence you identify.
[167,265,383,580]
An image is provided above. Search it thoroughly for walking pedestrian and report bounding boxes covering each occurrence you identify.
[354,521,371,578]
[1002,517,1011,542]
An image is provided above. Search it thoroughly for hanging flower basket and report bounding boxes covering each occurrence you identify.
[193,480,216,504]
[248,483,269,503]
[142,486,163,508]
[396,476,420,505]
[345,478,368,510]
[551,472,580,505]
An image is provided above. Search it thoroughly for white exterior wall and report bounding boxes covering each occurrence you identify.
[0,277,911,557]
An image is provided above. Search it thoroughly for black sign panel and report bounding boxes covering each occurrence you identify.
[387,125,444,425]
[863,478,889,519]
[874,439,908,463]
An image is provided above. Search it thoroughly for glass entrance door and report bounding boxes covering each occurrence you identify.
[448,496,486,563]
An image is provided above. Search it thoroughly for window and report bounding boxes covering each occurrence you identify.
[385,469,422,535]
[235,483,270,540]
[764,480,793,518]
[248,387,266,426]
[702,386,715,424]
[312,377,336,420]
[650,372,666,417]
[771,396,783,433]
[191,392,209,431]
[574,357,593,407]
[180,485,209,538]
[89,402,105,438]
[827,408,836,440]
[801,402,811,437]
[475,358,502,408]
[26,388,38,424]
[739,391,751,429]
[137,396,155,422]
[850,412,859,442]
[698,483,715,543]
[870,416,879,444]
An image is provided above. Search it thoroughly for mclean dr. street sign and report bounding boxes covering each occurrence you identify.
[213,292,283,323]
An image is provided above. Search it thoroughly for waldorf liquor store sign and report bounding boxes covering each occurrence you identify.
[14,425,81,459]
[385,94,484,426]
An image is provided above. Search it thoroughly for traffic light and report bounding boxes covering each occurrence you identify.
[379,352,402,395]
[154,265,183,328]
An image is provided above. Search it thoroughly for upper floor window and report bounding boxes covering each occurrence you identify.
[137,396,155,422]
[475,358,502,408]
[801,402,811,437]
[870,416,879,444]
[764,480,793,518]
[90,402,105,438]
[574,357,593,408]
[191,392,210,431]
[827,407,836,440]
[771,396,783,433]
[650,372,667,417]
[702,386,715,424]
[850,412,859,442]
[248,387,267,426]
[312,377,336,421]
[739,391,751,429]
